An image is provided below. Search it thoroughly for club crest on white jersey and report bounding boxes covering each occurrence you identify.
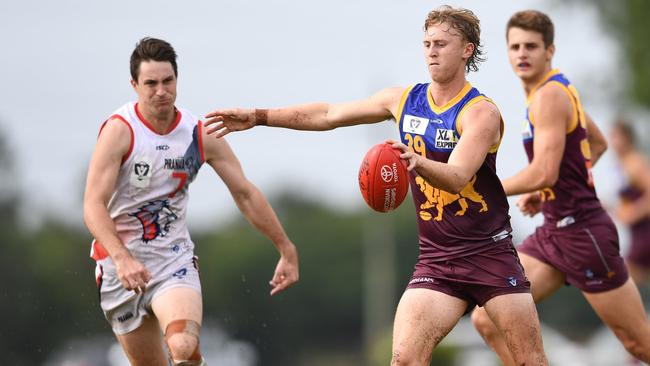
[130,156,153,188]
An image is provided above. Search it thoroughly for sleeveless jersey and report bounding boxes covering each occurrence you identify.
[521,69,602,226]
[90,102,204,273]
[396,82,512,261]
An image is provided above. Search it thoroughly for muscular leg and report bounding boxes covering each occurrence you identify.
[116,315,168,366]
[584,278,650,362]
[471,253,564,366]
[483,293,547,365]
[391,288,467,366]
[152,287,204,365]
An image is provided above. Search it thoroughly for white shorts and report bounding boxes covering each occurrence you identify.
[97,254,202,335]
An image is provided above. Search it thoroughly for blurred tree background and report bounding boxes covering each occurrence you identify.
[581,0,650,109]
[0,136,625,366]
[2,1,650,365]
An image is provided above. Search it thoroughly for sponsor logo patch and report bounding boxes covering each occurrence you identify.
[402,114,429,135]
[117,312,134,323]
[409,277,437,285]
[434,129,457,149]
[380,165,394,183]
[164,156,196,171]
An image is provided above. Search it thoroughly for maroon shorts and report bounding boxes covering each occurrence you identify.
[517,211,628,293]
[406,240,531,311]
[627,220,650,268]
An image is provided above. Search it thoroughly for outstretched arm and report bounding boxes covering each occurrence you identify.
[392,99,502,194]
[202,129,298,295]
[502,83,570,196]
[83,118,151,293]
[204,87,405,137]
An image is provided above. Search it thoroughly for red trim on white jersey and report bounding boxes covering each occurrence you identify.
[90,239,109,261]
[198,121,205,163]
[135,102,182,135]
[98,115,134,164]
[95,264,104,288]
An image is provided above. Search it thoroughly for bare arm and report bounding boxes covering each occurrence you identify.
[83,118,151,292]
[503,84,571,196]
[202,129,298,295]
[585,113,607,166]
[392,100,502,194]
[204,87,405,137]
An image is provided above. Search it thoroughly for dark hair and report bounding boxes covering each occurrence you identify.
[130,37,178,82]
[507,10,554,48]
[613,120,636,146]
[424,5,485,73]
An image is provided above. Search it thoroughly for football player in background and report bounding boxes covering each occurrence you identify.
[471,10,650,365]
[610,120,650,287]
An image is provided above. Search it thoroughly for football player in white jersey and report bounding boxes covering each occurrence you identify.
[83,37,299,366]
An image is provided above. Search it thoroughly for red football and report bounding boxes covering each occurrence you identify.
[358,142,409,212]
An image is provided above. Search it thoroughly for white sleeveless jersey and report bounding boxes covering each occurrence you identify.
[91,102,204,274]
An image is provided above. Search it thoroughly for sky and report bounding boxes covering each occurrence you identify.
[0,0,625,241]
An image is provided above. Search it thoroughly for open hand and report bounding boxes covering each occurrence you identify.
[387,139,421,171]
[269,243,299,296]
[204,108,256,138]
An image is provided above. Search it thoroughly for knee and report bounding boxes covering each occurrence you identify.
[471,308,497,338]
[165,319,203,364]
[390,347,427,366]
[167,333,199,361]
[390,353,414,366]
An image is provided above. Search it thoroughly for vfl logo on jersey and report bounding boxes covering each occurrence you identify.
[130,157,153,188]
[415,175,487,221]
[522,119,533,140]
[129,200,178,242]
[435,129,457,149]
[402,114,429,135]
[135,162,150,177]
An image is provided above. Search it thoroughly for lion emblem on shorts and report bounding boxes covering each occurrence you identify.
[415,175,488,221]
[129,200,178,242]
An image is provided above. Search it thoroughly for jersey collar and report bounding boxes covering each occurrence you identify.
[526,68,561,105]
[426,82,472,114]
